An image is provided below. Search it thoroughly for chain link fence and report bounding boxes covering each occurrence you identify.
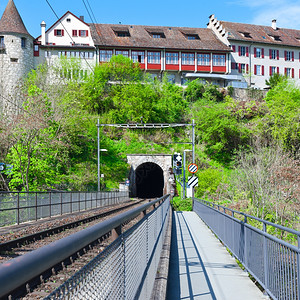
[0,191,129,226]
[45,195,170,300]
[194,199,300,300]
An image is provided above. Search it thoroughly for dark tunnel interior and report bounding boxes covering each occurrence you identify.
[135,162,164,198]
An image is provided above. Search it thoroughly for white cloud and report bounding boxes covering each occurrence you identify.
[231,0,300,28]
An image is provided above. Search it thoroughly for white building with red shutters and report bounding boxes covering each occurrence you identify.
[208,14,300,89]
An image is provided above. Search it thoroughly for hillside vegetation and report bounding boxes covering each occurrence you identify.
[0,55,299,234]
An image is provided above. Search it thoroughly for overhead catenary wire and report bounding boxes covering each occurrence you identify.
[45,0,95,74]
[81,0,104,48]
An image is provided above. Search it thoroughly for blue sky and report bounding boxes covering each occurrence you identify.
[1,0,300,38]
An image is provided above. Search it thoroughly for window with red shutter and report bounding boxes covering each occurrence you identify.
[269,66,272,76]
[238,63,241,73]
[262,65,264,76]
[277,67,279,73]
[254,65,257,75]
[238,46,241,56]
[284,51,287,61]
[292,51,294,61]
[232,45,236,52]
[254,47,257,58]
[277,50,279,60]
[262,48,264,58]
[292,68,295,78]
[246,64,249,73]
[246,47,249,57]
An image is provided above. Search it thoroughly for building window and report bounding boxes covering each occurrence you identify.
[72,30,78,37]
[54,29,64,37]
[132,51,145,63]
[212,54,225,66]
[240,46,246,56]
[34,45,39,52]
[255,65,261,75]
[197,53,210,65]
[45,51,51,58]
[100,50,113,62]
[21,37,26,48]
[0,36,4,48]
[66,18,71,23]
[79,30,88,37]
[182,53,195,65]
[270,66,278,76]
[115,50,129,57]
[285,51,294,61]
[166,52,179,64]
[150,32,165,38]
[255,47,264,58]
[115,31,130,37]
[167,74,176,83]
[148,52,161,64]
[186,34,199,40]
[239,63,248,73]
[270,49,279,60]
[285,68,294,77]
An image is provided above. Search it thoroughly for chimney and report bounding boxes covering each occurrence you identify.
[80,16,84,22]
[272,19,277,30]
[41,21,46,45]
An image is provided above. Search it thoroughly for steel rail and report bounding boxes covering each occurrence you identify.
[0,199,143,252]
[0,195,168,299]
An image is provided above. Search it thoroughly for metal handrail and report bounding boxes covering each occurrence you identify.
[0,195,169,299]
[0,191,129,225]
[194,198,300,300]
[198,198,300,238]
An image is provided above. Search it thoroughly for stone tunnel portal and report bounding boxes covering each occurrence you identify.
[135,162,164,198]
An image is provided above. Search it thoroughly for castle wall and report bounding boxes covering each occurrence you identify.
[0,33,34,113]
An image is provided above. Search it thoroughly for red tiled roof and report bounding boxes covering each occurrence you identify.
[0,0,30,36]
[90,23,230,52]
[220,20,300,48]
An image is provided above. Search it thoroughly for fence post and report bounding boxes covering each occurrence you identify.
[60,192,63,216]
[49,192,52,218]
[263,223,269,291]
[297,236,300,300]
[35,192,38,221]
[244,215,247,267]
[17,193,20,225]
[70,192,72,213]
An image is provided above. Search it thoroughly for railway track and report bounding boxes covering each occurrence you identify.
[0,199,146,262]
[0,198,157,300]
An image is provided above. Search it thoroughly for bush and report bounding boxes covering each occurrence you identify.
[172,196,193,211]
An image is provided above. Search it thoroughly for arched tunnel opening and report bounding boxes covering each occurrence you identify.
[135,162,164,198]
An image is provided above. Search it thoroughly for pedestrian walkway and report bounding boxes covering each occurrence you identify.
[166,211,269,300]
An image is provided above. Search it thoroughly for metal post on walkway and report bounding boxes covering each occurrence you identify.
[97,119,100,192]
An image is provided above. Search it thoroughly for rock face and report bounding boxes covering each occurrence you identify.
[0,0,34,114]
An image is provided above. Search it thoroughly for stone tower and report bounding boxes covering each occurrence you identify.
[0,0,34,114]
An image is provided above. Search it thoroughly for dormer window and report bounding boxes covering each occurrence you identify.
[151,32,165,38]
[269,35,281,41]
[186,34,199,40]
[240,32,252,38]
[115,30,130,37]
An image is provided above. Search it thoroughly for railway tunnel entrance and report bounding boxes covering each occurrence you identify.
[135,162,164,198]
[127,154,174,198]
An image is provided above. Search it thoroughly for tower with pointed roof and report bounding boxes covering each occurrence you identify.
[0,0,34,113]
